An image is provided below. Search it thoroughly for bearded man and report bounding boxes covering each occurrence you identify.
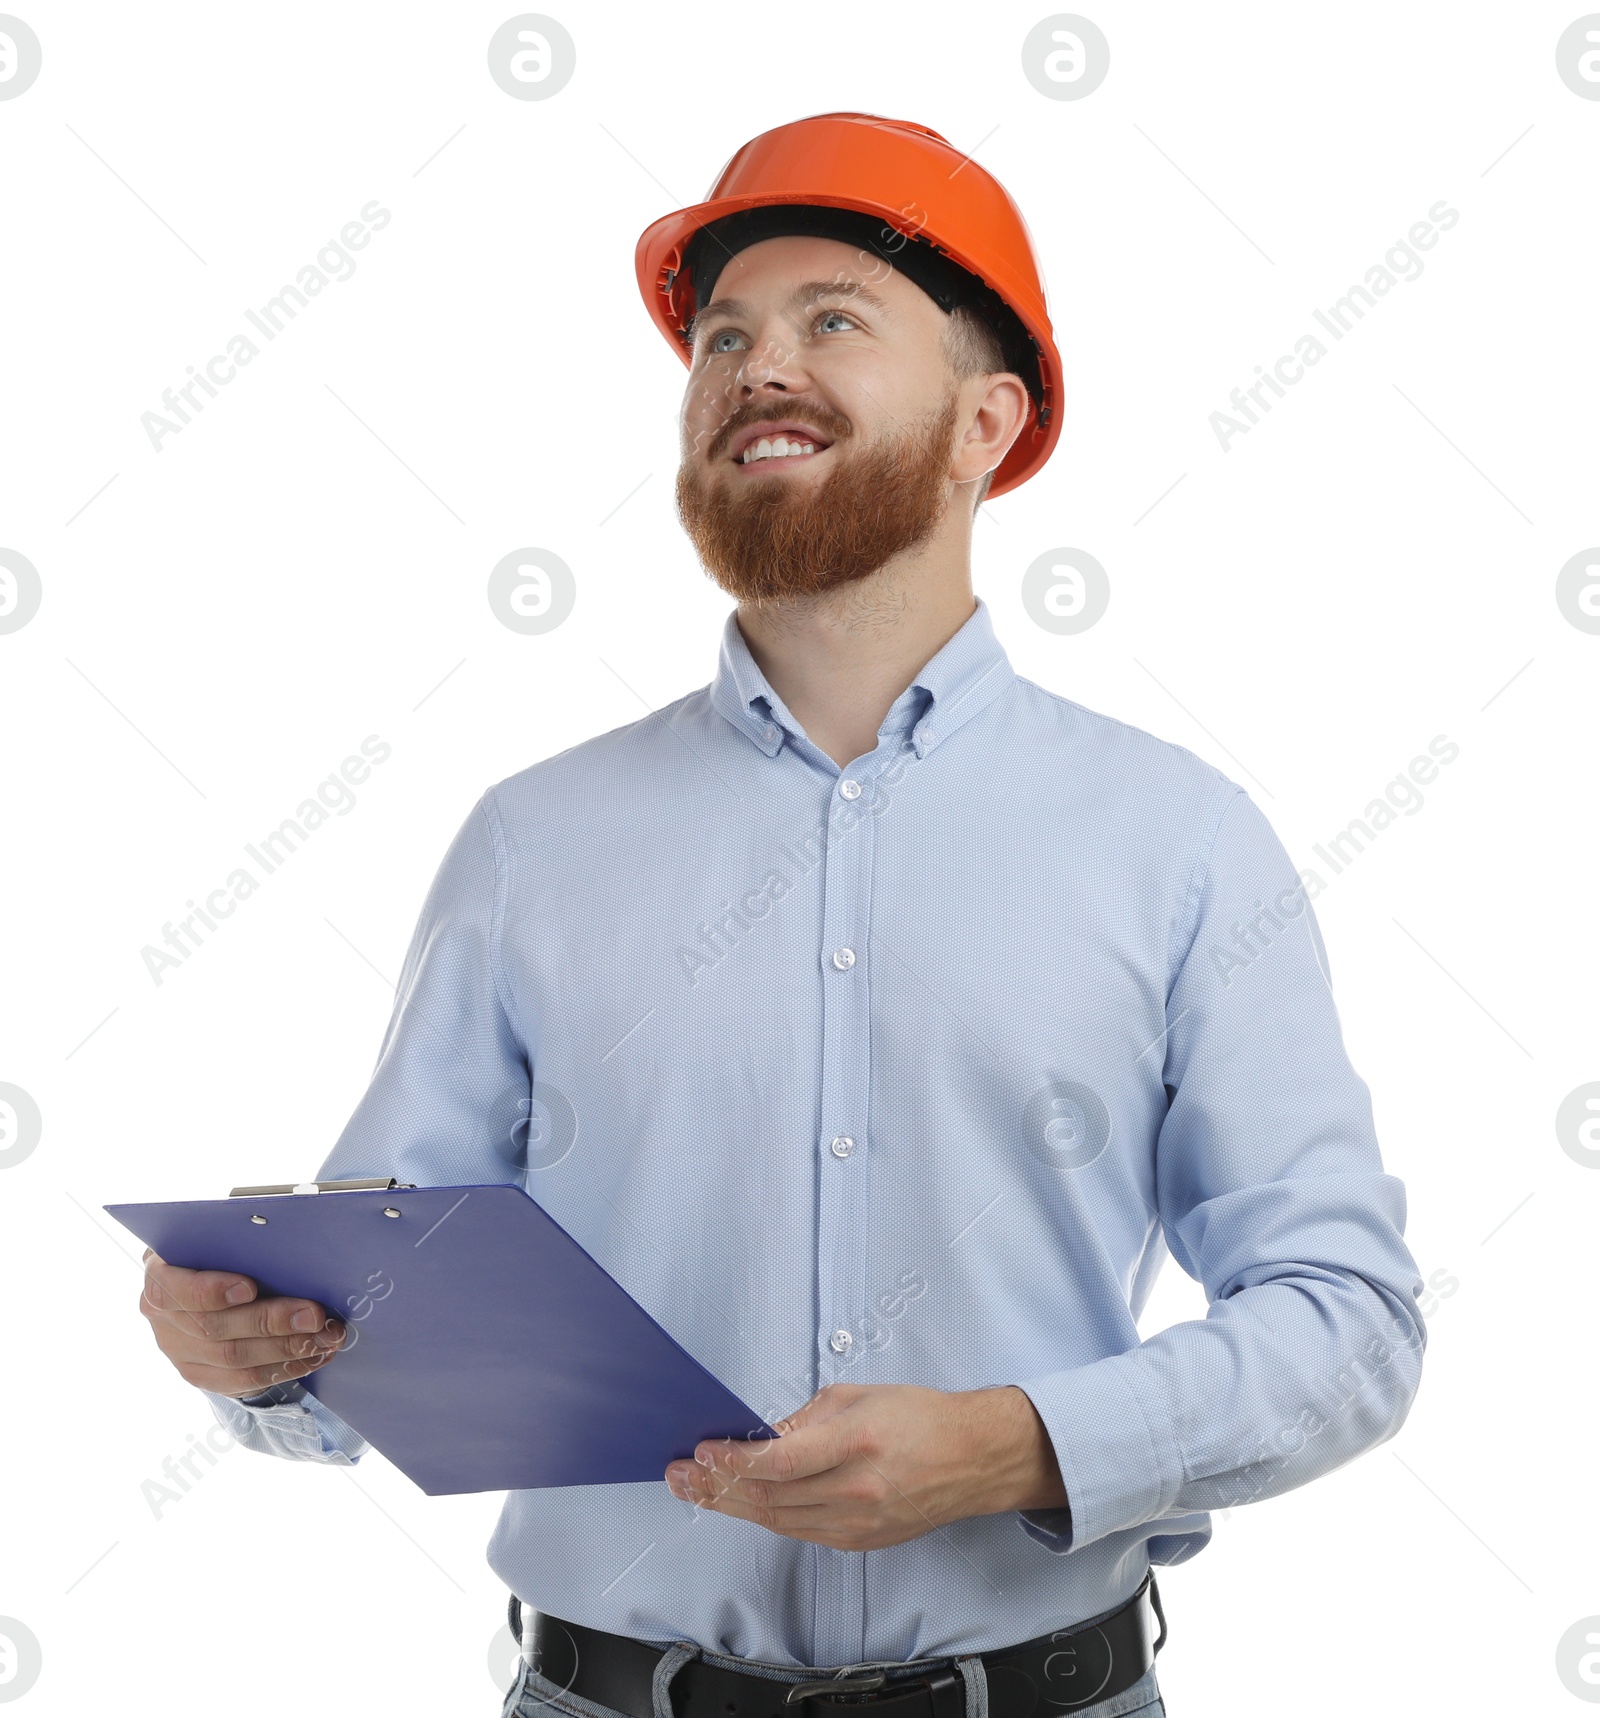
[140,114,1425,1718]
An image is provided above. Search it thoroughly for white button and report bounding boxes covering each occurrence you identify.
[839,778,861,800]
[830,1134,856,1159]
[831,947,856,970]
[829,1330,853,1353]
[914,727,931,747]
[763,724,778,744]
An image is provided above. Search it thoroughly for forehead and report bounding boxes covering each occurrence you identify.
[700,233,933,321]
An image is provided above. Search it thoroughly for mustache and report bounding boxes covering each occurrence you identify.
[710,406,847,460]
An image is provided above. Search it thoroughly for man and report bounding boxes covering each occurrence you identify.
[140,114,1426,1718]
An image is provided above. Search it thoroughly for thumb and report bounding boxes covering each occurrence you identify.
[773,1381,866,1436]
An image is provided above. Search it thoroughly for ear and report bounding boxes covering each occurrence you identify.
[951,372,1031,489]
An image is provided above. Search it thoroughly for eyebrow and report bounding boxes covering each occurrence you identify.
[685,278,894,345]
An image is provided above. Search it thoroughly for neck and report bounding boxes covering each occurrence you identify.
[734,525,977,770]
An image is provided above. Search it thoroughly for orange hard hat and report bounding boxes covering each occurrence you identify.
[634,111,1063,498]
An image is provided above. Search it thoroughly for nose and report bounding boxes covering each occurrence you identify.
[686,313,818,461]
[732,317,811,397]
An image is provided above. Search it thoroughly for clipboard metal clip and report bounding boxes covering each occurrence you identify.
[227,1177,418,1198]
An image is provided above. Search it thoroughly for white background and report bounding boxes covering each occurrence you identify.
[2,2,1596,1713]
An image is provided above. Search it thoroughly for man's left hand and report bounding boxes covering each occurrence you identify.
[663,1382,1066,1552]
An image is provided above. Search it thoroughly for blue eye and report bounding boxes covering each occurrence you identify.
[701,307,857,357]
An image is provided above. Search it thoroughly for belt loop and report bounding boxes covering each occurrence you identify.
[651,1640,700,1718]
[1147,1575,1168,1657]
[954,1655,988,1718]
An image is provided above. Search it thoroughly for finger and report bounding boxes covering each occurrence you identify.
[164,1324,347,1371]
[694,1423,839,1483]
[672,1463,841,1510]
[145,1257,261,1316]
[671,1484,842,1538]
[149,1290,345,1348]
[176,1348,340,1398]
[143,1266,337,1345]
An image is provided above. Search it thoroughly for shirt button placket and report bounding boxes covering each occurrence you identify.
[813,766,876,1666]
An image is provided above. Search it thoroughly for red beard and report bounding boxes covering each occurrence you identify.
[675,393,961,604]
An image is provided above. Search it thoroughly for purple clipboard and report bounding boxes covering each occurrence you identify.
[105,1182,778,1496]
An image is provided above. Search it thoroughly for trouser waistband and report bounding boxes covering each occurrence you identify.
[511,1573,1166,1718]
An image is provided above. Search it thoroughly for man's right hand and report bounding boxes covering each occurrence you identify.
[140,1248,347,1399]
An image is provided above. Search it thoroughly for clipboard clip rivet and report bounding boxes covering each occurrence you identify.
[249,1214,267,1225]
[382,1207,402,1218]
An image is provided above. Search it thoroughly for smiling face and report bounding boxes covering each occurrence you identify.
[673,234,1015,605]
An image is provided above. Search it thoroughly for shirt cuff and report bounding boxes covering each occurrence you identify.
[1008,1351,1181,1554]
[204,1384,369,1463]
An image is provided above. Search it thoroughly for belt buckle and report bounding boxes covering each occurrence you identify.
[785,1664,965,1718]
[783,1671,889,1706]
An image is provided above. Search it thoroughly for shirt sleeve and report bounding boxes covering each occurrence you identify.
[1012,785,1427,1554]
[202,788,533,1462]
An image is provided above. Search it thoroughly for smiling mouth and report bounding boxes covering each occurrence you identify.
[724,427,835,470]
[730,444,830,473]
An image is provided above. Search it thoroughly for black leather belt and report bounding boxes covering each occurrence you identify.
[511,1574,1165,1718]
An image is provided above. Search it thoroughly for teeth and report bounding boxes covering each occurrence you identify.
[741,437,819,464]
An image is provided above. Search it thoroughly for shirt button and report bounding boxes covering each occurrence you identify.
[830,1134,856,1159]
[831,947,856,971]
[839,778,861,800]
[829,1330,853,1354]
[763,724,778,744]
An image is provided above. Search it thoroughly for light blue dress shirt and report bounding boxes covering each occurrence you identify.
[208,595,1426,1668]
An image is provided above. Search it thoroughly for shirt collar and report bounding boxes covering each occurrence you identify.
[709,594,1016,762]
